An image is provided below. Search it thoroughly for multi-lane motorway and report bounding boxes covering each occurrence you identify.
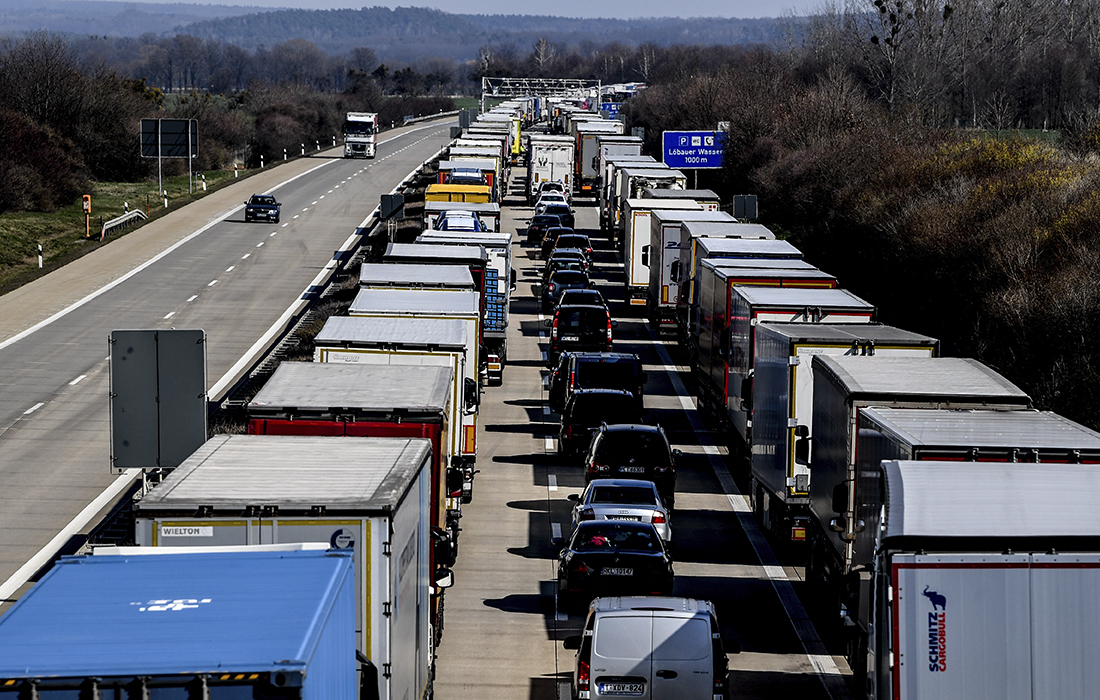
[434,175,853,699]
[0,121,454,608]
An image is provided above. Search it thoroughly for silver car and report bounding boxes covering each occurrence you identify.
[568,479,671,542]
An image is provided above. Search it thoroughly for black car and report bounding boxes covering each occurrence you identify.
[556,520,673,609]
[543,270,590,311]
[541,226,575,259]
[551,352,644,412]
[583,424,679,506]
[552,233,593,261]
[543,203,575,230]
[244,194,280,223]
[543,250,589,281]
[547,305,615,366]
[559,388,641,456]
[527,214,561,244]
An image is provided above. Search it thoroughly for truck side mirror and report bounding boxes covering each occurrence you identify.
[464,377,480,411]
[434,568,455,589]
[739,376,753,412]
[832,483,849,514]
[357,653,381,700]
[641,245,650,267]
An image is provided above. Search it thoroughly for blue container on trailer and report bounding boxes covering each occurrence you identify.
[0,548,357,699]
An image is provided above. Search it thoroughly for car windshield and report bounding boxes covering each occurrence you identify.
[574,524,660,552]
[576,362,639,389]
[569,394,638,422]
[557,307,608,332]
[552,271,587,285]
[596,431,671,466]
[251,196,276,205]
[590,486,657,506]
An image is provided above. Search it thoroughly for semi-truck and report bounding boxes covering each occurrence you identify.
[647,209,737,335]
[134,435,437,700]
[527,134,575,202]
[382,243,488,337]
[642,187,721,210]
[694,282,874,445]
[415,231,516,385]
[359,262,474,291]
[437,159,499,200]
[423,201,501,233]
[748,323,939,545]
[575,121,625,192]
[0,547,361,699]
[613,167,686,247]
[600,155,655,231]
[621,199,702,309]
[868,460,1100,700]
[344,112,378,158]
[594,135,643,201]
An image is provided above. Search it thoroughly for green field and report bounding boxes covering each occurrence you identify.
[0,167,255,294]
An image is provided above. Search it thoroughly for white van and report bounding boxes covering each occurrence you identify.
[563,596,738,699]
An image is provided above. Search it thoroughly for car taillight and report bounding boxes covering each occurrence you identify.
[550,283,557,293]
[552,316,559,340]
[572,560,591,574]
[579,508,595,521]
[606,316,613,341]
[578,659,590,692]
[589,463,610,474]
[652,512,666,524]
[564,426,573,438]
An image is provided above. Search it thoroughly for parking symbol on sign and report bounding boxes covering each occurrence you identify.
[691,136,701,146]
[680,136,688,146]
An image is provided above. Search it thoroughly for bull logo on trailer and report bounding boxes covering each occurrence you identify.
[925,586,948,672]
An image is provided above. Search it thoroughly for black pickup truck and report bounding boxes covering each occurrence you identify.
[244,194,281,223]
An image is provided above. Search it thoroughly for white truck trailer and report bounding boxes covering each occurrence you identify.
[134,435,437,700]
[621,199,702,309]
[343,112,378,158]
[527,135,575,202]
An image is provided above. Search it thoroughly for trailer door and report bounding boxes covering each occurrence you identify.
[1029,553,1100,700]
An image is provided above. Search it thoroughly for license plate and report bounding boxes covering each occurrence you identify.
[561,336,579,341]
[618,466,645,474]
[598,682,644,695]
[601,567,633,576]
[607,515,641,521]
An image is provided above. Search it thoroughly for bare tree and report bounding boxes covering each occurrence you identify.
[532,37,557,74]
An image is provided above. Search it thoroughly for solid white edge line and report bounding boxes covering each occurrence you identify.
[0,468,138,601]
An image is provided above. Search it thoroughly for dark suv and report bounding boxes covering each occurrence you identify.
[527,214,561,244]
[549,352,645,412]
[559,389,642,458]
[546,305,615,365]
[583,424,679,506]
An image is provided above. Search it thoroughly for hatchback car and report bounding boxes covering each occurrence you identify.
[543,270,590,311]
[550,352,645,412]
[559,388,641,456]
[563,597,736,700]
[569,479,672,542]
[547,305,615,365]
[526,214,561,244]
[584,424,679,506]
[555,521,673,610]
[540,226,575,259]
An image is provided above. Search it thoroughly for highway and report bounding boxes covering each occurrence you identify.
[434,171,852,699]
[0,121,454,608]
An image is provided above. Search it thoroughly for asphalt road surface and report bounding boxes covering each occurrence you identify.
[433,169,853,700]
[0,121,454,607]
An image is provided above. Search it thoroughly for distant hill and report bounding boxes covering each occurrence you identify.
[0,0,278,38]
[173,6,785,61]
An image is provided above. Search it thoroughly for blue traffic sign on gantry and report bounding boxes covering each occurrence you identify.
[662,131,725,169]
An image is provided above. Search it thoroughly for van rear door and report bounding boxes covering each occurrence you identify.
[650,615,713,699]
[592,614,653,699]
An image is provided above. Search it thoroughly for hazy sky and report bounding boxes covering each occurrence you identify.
[139,0,825,19]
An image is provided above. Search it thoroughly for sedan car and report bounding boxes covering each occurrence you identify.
[583,424,679,507]
[556,520,673,610]
[569,479,672,542]
[544,249,589,280]
[543,270,589,311]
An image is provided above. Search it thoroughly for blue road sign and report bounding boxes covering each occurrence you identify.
[662,130,725,169]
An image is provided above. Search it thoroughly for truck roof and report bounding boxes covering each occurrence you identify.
[862,408,1100,450]
[625,198,702,211]
[704,258,816,271]
[418,233,510,247]
[316,316,466,350]
[359,262,474,288]
[755,322,938,346]
[643,188,719,201]
[0,548,353,677]
[651,210,736,225]
[720,268,836,283]
[620,167,677,177]
[136,435,431,511]
[699,239,801,259]
[438,159,497,171]
[384,242,487,263]
[248,363,451,415]
[733,286,874,310]
[687,222,777,240]
[350,288,479,316]
[812,356,1030,404]
[424,200,500,215]
[882,460,1100,540]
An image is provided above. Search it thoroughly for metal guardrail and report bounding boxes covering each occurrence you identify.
[403,110,460,125]
[101,209,148,240]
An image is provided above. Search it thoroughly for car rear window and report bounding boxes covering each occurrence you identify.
[651,617,710,661]
[558,308,608,332]
[533,216,559,226]
[558,235,589,247]
[596,432,670,466]
[552,271,587,285]
[547,205,571,214]
[591,486,657,506]
[574,524,660,552]
[576,361,639,390]
[559,291,601,306]
[594,617,652,661]
[570,393,638,422]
